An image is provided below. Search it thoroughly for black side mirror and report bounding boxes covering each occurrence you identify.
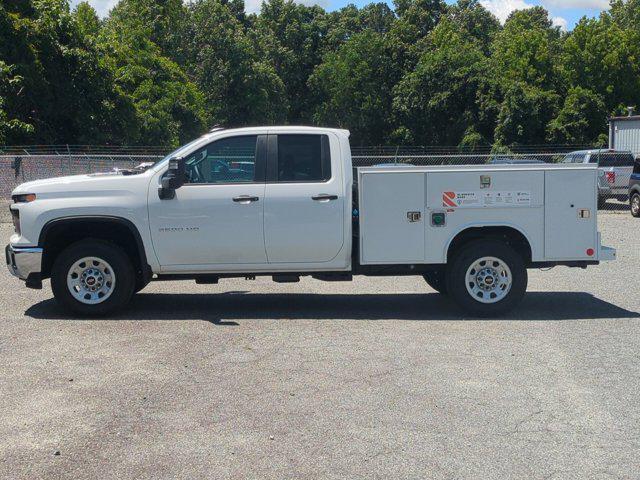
[159,157,186,200]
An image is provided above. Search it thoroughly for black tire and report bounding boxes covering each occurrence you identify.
[446,239,527,317]
[631,193,640,218]
[51,240,135,316]
[423,268,447,295]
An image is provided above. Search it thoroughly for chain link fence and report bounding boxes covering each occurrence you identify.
[1,145,636,222]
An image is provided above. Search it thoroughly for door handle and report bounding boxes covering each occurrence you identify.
[312,194,338,201]
[233,195,259,203]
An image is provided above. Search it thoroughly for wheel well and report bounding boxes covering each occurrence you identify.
[39,218,150,281]
[447,227,532,265]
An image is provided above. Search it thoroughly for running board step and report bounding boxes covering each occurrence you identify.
[195,275,219,284]
[272,275,300,283]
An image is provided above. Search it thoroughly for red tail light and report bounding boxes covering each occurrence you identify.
[605,171,616,184]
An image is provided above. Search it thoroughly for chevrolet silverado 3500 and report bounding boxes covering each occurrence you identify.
[6,127,616,316]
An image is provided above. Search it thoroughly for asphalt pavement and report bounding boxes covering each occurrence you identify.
[0,215,638,480]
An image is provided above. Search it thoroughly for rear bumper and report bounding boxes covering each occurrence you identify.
[598,186,628,197]
[6,244,43,282]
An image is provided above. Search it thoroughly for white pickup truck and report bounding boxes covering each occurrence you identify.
[6,126,616,316]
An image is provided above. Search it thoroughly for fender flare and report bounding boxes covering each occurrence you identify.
[443,223,534,262]
[38,215,151,280]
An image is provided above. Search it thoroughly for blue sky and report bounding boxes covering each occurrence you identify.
[70,0,610,30]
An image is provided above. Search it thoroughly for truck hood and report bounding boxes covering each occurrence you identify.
[12,171,148,197]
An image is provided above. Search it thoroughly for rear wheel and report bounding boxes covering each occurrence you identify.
[51,240,135,316]
[446,239,527,317]
[423,268,447,295]
[631,193,640,218]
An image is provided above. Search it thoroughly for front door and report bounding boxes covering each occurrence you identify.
[148,135,268,267]
[263,133,345,264]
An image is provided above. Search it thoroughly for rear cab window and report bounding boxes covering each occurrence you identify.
[597,152,635,167]
[274,134,331,183]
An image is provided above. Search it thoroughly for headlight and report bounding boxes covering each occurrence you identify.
[12,193,37,203]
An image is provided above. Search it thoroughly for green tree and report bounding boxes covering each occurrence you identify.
[547,86,607,144]
[73,1,101,39]
[447,0,500,53]
[388,0,447,69]
[487,7,563,146]
[494,82,559,146]
[107,0,186,59]
[101,3,207,145]
[392,19,488,145]
[309,31,396,144]
[255,0,327,123]
[0,61,34,144]
[491,7,562,91]
[183,0,287,126]
[561,15,640,115]
[0,0,134,144]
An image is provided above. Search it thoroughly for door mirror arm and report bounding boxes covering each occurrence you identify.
[159,156,186,200]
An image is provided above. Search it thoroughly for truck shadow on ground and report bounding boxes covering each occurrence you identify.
[26,291,639,323]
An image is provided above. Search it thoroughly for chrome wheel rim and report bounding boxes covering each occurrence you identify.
[67,257,116,305]
[632,196,640,216]
[465,256,512,304]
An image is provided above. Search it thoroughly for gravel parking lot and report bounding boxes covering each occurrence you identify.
[1,214,639,480]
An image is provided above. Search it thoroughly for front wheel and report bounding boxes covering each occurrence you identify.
[446,239,527,317]
[631,193,640,218]
[51,240,135,316]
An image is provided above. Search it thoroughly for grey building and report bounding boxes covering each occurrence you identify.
[609,111,640,156]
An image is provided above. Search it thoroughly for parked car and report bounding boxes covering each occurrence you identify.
[562,149,635,208]
[630,157,640,218]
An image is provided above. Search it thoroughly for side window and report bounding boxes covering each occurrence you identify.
[276,134,331,182]
[184,135,258,184]
[634,159,640,175]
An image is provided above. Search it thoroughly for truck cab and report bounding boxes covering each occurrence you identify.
[7,127,616,317]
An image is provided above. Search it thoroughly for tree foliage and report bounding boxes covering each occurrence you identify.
[1,0,640,148]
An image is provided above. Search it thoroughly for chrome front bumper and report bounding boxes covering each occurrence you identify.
[6,244,43,281]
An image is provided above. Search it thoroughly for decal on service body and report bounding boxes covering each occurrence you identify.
[443,191,531,208]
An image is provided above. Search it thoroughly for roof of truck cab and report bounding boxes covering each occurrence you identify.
[567,149,633,155]
[204,126,351,138]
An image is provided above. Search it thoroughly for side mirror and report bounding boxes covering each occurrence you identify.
[159,157,186,200]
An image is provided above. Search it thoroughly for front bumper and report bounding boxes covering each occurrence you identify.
[6,244,43,282]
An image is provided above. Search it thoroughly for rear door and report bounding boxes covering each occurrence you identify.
[263,133,345,264]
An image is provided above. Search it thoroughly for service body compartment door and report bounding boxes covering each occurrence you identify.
[544,169,598,260]
[359,171,425,264]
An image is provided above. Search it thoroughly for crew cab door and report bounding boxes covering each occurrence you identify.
[148,135,268,267]
[263,133,345,264]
